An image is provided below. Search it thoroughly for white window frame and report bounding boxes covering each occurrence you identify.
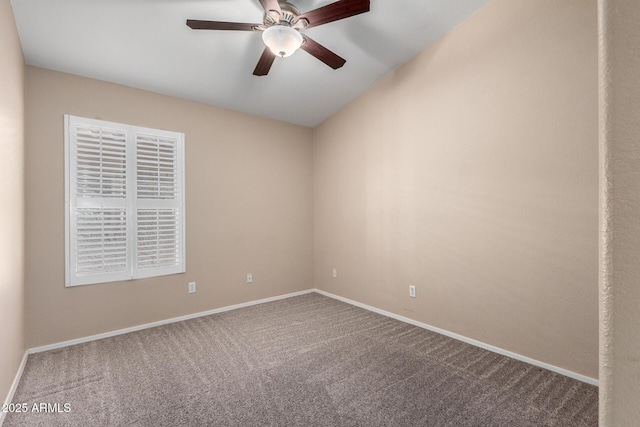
[65,115,186,287]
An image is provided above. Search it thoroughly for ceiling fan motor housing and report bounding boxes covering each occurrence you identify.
[264,2,301,27]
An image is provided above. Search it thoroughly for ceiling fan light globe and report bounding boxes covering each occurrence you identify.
[262,25,303,58]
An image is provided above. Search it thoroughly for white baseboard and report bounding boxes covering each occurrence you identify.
[29,289,314,354]
[0,350,29,427]
[314,289,599,387]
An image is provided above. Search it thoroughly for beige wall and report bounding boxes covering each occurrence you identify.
[0,0,25,405]
[25,67,313,348]
[314,0,598,379]
[599,0,640,424]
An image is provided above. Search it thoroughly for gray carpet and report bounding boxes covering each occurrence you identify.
[5,293,597,426]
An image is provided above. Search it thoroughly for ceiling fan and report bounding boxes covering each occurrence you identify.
[186,0,370,76]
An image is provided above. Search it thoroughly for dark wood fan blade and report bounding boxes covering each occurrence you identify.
[295,0,370,29]
[186,20,258,31]
[253,47,277,76]
[301,35,346,69]
[259,0,282,15]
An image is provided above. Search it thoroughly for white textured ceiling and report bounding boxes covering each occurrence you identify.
[11,0,490,127]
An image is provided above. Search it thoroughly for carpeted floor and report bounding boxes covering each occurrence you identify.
[5,293,597,426]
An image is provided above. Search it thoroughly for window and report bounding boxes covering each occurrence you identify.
[65,115,185,287]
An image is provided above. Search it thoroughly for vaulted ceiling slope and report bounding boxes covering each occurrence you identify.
[11,0,490,127]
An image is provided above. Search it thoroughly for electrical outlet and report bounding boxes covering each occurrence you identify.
[188,282,196,294]
[247,273,253,284]
[409,285,416,298]
[332,268,337,278]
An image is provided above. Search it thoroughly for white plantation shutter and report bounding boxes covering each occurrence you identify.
[75,125,128,198]
[65,115,185,287]
[136,133,179,199]
[134,131,184,278]
[75,208,128,276]
[136,209,181,270]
